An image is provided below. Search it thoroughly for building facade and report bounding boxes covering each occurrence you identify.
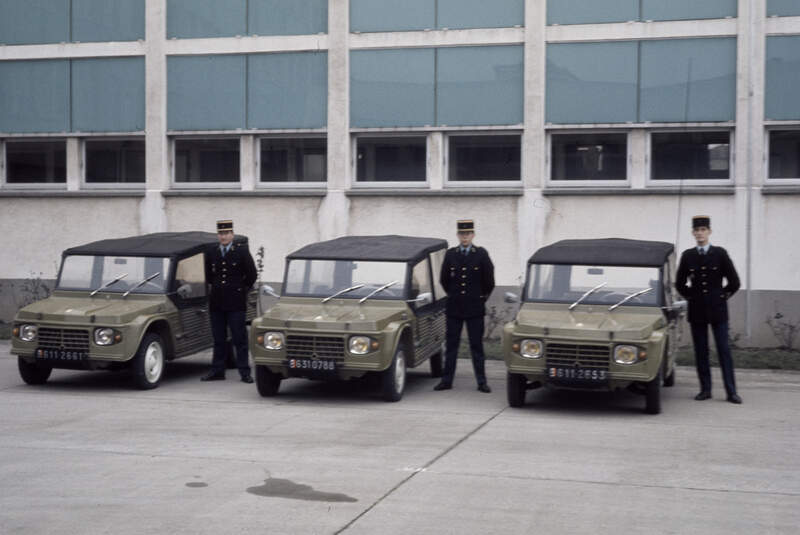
[1,0,799,346]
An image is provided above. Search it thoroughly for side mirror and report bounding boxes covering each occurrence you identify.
[176,284,192,299]
[408,292,433,306]
[261,284,279,298]
[504,292,519,304]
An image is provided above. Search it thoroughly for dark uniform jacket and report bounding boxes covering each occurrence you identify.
[205,242,257,311]
[675,245,740,324]
[440,245,495,319]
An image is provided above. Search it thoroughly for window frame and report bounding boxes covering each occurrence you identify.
[170,135,242,189]
[350,132,430,188]
[1,137,68,190]
[80,135,146,190]
[546,129,632,188]
[256,134,328,188]
[765,126,800,184]
[645,128,735,186]
[445,130,523,187]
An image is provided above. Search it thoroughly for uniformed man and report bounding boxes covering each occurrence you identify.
[201,219,257,383]
[675,215,742,404]
[435,219,495,393]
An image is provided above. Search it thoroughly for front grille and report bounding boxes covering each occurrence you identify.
[286,335,345,360]
[546,343,610,369]
[37,327,90,352]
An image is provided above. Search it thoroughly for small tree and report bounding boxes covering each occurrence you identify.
[765,309,799,351]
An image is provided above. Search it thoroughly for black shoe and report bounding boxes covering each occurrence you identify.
[433,382,452,391]
[727,393,742,404]
[477,383,491,393]
[201,371,225,381]
[694,391,711,400]
[240,374,254,384]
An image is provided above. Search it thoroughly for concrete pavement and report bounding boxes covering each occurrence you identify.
[1,340,798,534]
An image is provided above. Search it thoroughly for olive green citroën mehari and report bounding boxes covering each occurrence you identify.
[502,238,687,414]
[250,235,449,402]
[11,232,256,389]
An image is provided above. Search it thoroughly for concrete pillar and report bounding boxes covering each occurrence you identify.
[240,135,257,191]
[66,138,81,191]
[141,0,168,233]
[428,131,444,189]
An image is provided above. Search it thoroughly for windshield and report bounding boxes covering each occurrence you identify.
[283,259,407,299]
[526,263,662,306]
[58,255,170,294]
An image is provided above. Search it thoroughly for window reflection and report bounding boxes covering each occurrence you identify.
[651,132,730,180]
[551,133,627,181]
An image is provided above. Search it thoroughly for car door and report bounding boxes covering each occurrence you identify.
[172,252,213,357]
[409,251,446,366]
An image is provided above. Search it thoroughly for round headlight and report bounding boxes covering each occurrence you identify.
[20,324,38,342]
[263,332,284,350]
[349,336,371,355]
[614,344,639,365]
[520,339,543,359]
[94,328,115,346]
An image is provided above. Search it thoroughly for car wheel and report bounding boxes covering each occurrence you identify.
[255,364,281,397]
[507,372,527,408]
[18,357,52,385]
[429,343,444,378]
[132,333,165,390]
[645,369,662,414]
[381,346,406,402]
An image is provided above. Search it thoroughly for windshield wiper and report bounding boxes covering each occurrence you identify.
[358,280,398,304]
[322,283,365,303]
[90,273,128,296]
[569,282,607,310]
[608,287,652,311]
[123,272,161,298]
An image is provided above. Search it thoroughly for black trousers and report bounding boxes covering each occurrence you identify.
[690,320,737,396]
[442,315,487,386]
[209,308,250,376]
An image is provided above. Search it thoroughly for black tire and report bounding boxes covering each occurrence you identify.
[225,339,237,369]
[255,365,281,397]
[663,366,675,387]
[645,369,662,415]
[381,346,407,402]
[132,333,165,390]
[429,345,443,378]
[507,372,527,408]
[18,357,52,385]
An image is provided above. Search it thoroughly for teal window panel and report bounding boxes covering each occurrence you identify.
[766,36,800,120]
[546,0,638,25]
[249,0,327,35]
[350,0,435,32]
[72,0,145,42]
[437,0,523,29]
[168,55,246,130]
[0,60,69,133]
[641,0,736,22]
[72,57,145,132]
[248,52,327,128]
[0,0,68,45]
[768,0,800,16]
[167,0,246,39]
[350,49,435,127]
[640,38,736,122]
[546,42,637,124]
[437,46,523,126]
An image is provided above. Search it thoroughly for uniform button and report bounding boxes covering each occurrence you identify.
[461,291,466,294]
[461,283,466,286]
[462,267,466,271]
[702,282,707,285]
[703,290,708,293]
[462,275,466,279]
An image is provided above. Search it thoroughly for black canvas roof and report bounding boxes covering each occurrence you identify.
[63,232,248,258]
[529,238,674,267]
[287,235,448,263]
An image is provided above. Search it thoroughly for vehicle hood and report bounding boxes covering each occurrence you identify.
[514,305,665,341]
[256,299,407,332]
[15,293,166,325]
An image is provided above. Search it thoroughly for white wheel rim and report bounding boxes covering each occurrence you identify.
[394,351,406,394]
[144,341,164,383]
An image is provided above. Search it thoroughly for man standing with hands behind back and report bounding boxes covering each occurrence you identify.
[435,219,495,393]
[202,219,257,384]
[676,215,742,404]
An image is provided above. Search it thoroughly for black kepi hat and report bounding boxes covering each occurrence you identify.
[692,215,710,229]
[457,219,475,232]
[217,219,233,232]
